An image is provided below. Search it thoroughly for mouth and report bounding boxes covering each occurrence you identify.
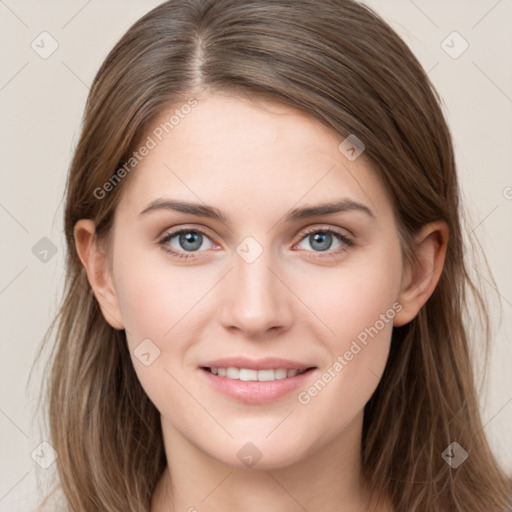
[198,365,318,404]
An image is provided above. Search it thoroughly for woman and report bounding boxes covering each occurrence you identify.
[33,0,512,510]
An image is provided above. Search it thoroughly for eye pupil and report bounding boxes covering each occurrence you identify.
[310,232,332,251]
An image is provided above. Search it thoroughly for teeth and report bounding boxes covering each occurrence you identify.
[274,369,288,379]
[208,367,305,381]
[226,367,240,379]
[257,369,278,381]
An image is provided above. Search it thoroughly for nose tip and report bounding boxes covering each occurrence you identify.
[219,250,293,338]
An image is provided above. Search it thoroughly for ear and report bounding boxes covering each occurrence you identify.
[73,219,125,330]
[393,221,449,327]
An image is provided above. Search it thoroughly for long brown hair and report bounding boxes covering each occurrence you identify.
[30,0,512,510]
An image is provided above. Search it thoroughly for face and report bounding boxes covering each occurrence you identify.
[104,92,405,468]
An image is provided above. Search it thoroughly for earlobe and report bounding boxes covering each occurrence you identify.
[73,219,125,330]
[393,221,449,327]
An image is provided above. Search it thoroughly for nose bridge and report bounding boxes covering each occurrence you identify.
[220,236,292,336]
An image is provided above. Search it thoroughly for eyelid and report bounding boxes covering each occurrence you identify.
[295,223,353,240]
[158,224,216,243]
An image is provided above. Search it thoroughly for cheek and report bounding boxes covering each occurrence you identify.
[112,243,224,398]
[112,251,208,414]
[295,244,402,347]
[292,244,402,407]
[113,240,214,342]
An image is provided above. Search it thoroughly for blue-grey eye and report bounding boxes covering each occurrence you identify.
[298,231,345,252]
[164,230,214,252]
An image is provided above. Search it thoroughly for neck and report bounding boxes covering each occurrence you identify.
[151,411,393,512]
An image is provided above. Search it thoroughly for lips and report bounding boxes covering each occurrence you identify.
[198,356,317,404]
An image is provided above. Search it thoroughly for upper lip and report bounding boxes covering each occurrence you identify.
[200,357,316,371]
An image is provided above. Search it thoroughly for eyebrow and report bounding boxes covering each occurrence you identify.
[138,198,375,223]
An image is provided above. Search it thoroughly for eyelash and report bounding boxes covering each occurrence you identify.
[157,226,354,260]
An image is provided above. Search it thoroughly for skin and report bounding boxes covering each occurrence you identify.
[75,91,448,512]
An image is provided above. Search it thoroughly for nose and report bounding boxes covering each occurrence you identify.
[219,244,293,339]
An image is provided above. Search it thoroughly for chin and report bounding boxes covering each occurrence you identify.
[208,437,312,470]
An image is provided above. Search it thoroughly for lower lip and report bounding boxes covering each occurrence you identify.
[198,367,317,404]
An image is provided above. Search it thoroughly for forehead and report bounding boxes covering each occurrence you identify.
[116,93,392,222]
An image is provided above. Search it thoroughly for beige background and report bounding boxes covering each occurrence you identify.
[1,1,511,510]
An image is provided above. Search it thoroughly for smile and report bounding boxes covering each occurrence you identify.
[199,366,317,404]
[204,367,310,381]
